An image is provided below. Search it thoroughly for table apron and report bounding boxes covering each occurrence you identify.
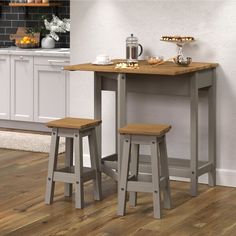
[99,70,213,96]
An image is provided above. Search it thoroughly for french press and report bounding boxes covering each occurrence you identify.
[126,34,143,63]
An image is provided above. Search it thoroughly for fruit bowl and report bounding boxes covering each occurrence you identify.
[15,43,38,49]
[15,36,39,49]
[10,27,40,49]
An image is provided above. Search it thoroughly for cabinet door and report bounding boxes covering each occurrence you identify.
[34,65,69,123]
[0,55,10,119]
[11,55,34,121]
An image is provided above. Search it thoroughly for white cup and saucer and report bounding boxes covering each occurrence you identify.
[92,55,113,65]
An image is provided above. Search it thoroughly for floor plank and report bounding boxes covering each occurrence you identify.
[0,148,235,236]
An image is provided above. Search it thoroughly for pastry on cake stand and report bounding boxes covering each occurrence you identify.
[160,36,195,66]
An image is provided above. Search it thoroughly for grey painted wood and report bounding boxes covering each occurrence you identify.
[150,138,162,219]
[88,129,102,201]
[101,164,118,181]
[208,68,216,187]
[74,132,84,209]
[53,167,96,183]
[45,123,102,209]
[53,171,75,183]
[160,136,172,209]
[58,128,93,138]
[130,135,162,145]
[101,70,212,95]
[198,162,213,177]
[117,136,131,216]
[116,73,127,179]
[64,137,73,197]
[129,144,139,207]
[96,67,216,196]
[190,72,199,197]
[118,133,171,218]
[127,181,153,193]
[102,154,213,178]
[94,72,102,166]
[102,74,190,96]
[197,70,213,89]
[45,128,59,204]
[81,168,96,182]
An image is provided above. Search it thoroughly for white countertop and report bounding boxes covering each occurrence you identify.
[0,47,70,57]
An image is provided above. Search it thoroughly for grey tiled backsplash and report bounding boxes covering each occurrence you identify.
[0,0,70,48]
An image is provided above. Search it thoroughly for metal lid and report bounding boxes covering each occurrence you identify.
[126,34,138,43]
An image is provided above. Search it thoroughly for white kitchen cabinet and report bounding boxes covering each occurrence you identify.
[0,49,70,131]
[11,55,34,121]
[34,57,70,122]
[0,55,10,119]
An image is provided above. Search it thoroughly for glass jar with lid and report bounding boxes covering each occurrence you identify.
[126,34,143,63]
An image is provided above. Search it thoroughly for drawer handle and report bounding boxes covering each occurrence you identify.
[48,60,70,63]
[18,56,29,61]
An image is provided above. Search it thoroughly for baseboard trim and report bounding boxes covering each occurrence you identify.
[83,154,236,188]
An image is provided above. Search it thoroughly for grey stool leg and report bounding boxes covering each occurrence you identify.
[118,136,131,216]
[74,133,84,209]
[160,136,172,209]
[88,129,102,201]
[45,128,60,204]
[150,138,161,219]
[64,137,73,197]
[129,144,139,207]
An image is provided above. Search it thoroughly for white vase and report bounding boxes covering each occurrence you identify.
[41,36,55,49]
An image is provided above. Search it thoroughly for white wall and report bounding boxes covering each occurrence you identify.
[70,0,236,187]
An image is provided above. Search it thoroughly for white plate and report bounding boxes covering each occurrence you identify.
[92,61,114,65]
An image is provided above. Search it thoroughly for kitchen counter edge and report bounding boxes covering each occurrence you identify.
[0,47,70,57]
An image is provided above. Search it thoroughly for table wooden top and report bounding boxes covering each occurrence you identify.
[64,60,218,76]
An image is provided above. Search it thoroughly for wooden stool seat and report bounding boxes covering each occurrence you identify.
[45,117,102,209]
[118,123,172,219]
[119,123,171,136]
[47,117,101,130]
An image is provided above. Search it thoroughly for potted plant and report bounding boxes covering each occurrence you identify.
[41,14,70,49]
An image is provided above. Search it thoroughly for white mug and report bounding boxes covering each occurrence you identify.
[96,55,110,64]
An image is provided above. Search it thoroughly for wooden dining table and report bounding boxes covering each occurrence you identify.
[64,60,218,196]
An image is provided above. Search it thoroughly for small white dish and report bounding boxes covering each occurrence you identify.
[92,61,114,65]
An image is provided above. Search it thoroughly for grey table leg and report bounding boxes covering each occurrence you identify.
[94,72,102,165]
[116,73,127,179]
[208,68,216,186]
[190,72,199,196]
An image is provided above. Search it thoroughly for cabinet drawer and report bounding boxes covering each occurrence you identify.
[34,56,70,66]
[0,56,8,61]
[11,55,32,62]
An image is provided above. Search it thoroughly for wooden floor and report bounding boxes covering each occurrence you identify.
[1,149,236,236]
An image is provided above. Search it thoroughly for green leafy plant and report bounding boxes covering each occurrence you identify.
[26,26,48,38]
[25,15,51,37]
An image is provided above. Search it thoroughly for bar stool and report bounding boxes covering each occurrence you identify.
[118,123,172,219]
[45,117,102,209]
